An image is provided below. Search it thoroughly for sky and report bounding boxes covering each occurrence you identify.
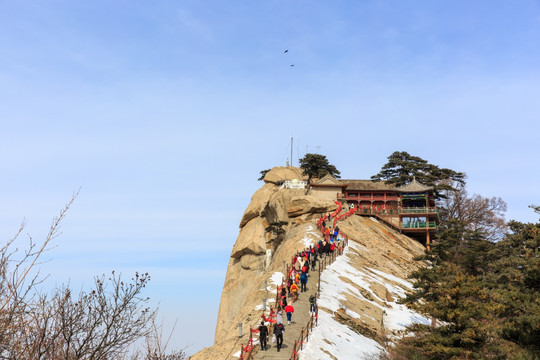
[1,0,539,355]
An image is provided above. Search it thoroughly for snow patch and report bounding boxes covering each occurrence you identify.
[300,225,322,248]
[368,268,414,289]
[300,310,383,359]
[298,237,430,359]
[270,272,285,287]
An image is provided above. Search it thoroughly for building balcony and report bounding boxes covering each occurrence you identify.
[400,207,438,215]
[355,208,399,215]
[402,221,437,229]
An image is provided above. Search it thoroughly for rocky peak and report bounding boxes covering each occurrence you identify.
[190,168,427,359]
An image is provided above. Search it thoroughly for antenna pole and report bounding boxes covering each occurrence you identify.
[291,137,293,167]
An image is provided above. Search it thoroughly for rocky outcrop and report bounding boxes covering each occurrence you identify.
[230,217,267,259]
[263,166,304,185]
[287,195,338,217]
[208,166,329,351]
[239,183,277,228]
[190,166,428,360]
[262,188,304,224]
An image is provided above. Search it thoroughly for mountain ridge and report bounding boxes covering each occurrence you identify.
[190,167,428,359]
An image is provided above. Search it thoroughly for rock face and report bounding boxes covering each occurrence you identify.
[208,166,324,351]
[263,166,304,185]
[287,195,337,217]
[190,167,428,360]
[230,218,267,259]
[239,183,277,228]
[263,188,304,225]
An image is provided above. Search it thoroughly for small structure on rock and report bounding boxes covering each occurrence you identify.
[310,175,438,247]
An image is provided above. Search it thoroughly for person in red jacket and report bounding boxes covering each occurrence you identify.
[284,304,294,325]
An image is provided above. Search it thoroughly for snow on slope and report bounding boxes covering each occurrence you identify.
[299,241,429,359]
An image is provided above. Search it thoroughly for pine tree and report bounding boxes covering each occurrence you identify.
[299,153,340,184]
[371,151,466,199]
[391,207,540,359]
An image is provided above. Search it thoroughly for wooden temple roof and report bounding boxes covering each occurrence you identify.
[311,175,432,193]
[339,180,397,191]
[396,178,434,193]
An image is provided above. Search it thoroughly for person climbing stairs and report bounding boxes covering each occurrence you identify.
[252,259,320,359]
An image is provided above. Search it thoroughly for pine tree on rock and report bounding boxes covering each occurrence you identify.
[299,153,340,184]
[371,151,466,199]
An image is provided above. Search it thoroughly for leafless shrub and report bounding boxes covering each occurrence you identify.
[439,183,508,241]
[0,193,185,360]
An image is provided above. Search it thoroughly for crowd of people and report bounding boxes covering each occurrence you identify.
[254,229,344,353]
[248,209,348,356]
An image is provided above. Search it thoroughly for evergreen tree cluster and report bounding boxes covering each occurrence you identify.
[390,213,540,359]
[371,151,539,359]
[390,214,539,359]
[371,151,466,199]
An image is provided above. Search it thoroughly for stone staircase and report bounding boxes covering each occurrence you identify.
[251,265,320,360]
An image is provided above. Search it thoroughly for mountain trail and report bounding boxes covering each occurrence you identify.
[252,262,321,359]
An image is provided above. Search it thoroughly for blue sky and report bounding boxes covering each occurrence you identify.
[1,0,539,355]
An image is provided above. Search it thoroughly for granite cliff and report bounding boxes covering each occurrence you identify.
[191,167,427,359]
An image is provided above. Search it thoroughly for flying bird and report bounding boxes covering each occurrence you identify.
[290,64,295,67]
[284,49,288,53]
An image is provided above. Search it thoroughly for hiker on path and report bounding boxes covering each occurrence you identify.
[280,287,287,307]
[321,240,327,255]
[276,307,284,325]
[302,261,308,274]
[285,304,294,324]
[290,282,299,302]
[259,321,268,351]
[324,240,331,254]
[300,271,308,292]
[309,294,317,314]
[274,322,285,352]
[311,249,318,268]
[287,278,293,298]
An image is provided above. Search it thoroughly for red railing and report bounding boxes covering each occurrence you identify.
[238,328,255,360]
[239,203,352,359]
[290,308,318,360]
[289,207,350,359]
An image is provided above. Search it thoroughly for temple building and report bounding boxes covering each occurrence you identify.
[309,175,438,247]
